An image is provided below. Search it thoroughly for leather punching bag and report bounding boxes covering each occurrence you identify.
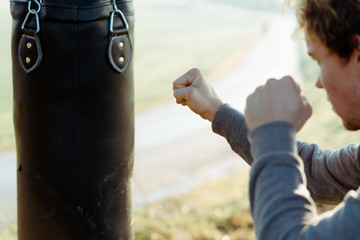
[10,0,135,239]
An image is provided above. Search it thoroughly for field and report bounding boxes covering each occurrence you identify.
[2,0,360,239]
[2,32,358,240]
[0,3,13,150]
[129,42,360,239]
[0,1,275,238]
[0,0,274,150]
[130,43,360,239]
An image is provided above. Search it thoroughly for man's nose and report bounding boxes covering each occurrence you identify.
[315,75,323,88]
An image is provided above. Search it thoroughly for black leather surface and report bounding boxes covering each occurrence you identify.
[11,1,135,239]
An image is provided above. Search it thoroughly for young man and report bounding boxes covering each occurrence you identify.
[173,0,360,239]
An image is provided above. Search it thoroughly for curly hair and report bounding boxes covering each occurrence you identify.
[287,0,360,61]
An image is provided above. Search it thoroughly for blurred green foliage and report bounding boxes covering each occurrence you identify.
[0,4,14,150]
[0,1,274,150]
[2,1,357,239]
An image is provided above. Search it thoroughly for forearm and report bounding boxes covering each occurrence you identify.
[212,104,253,165]
[250,122,360,240]
[250,122,315,239]
[298,141,360,204]
[212,104,360,204]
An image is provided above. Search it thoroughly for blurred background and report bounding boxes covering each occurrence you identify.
[2,0,360,239]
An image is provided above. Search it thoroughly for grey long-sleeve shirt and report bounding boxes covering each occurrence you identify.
[212,104,360,239]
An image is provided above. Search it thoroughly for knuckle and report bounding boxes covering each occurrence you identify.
[283,75,293,81]
[254,85,263,94]
[188,67,201,76]
[246,94,254,104]
[265,78,278,89]
[281,76,296,86]
[266,78,277,85]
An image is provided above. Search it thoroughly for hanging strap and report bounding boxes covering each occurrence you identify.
[16,0,133,74]
[108,0,132,73]
[18,0,43,73]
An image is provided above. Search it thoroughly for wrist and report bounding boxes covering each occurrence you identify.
[207,100,224,122]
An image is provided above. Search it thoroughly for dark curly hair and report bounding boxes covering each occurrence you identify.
[287,0,360,61]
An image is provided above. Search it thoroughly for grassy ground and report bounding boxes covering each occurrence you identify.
[132,42,359,239]
[2,37,359,240]
[0,170,254,240]
[134,170,254,240]
[0,1,274,239]
[2,1,359,239]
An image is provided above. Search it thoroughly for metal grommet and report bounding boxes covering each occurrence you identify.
[119,42,124,48]
[119,57,125,63]
[26,57,31,64]
[27,42,32,49]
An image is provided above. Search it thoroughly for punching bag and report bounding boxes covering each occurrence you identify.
[10,0,135,239]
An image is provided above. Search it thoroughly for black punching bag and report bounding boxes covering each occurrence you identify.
[10,0,135,239]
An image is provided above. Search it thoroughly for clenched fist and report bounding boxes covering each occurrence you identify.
[173,68,223,121]
[245,76,312,132]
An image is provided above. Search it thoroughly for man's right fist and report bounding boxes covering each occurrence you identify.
[173,68,223,122]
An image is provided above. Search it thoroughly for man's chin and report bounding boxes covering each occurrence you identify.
[342,119,360,131]
[332,108,360,131]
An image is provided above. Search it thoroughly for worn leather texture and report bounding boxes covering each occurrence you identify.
[10,0,135,239]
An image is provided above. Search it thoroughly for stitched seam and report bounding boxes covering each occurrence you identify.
[108,36,117,71]
[18,35,42,73]
[123,35,132,71]
[108,35,132,73]
[17,36,26,72]
[74,5,85,239]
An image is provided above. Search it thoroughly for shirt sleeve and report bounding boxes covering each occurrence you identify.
[212,103,360,204]
[212,103,253,164]
[249,121,360,240]
[297,141,360,204]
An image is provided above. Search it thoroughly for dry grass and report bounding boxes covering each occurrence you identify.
[0,2,272,238]
[134,169,255,240]
[2,2,354,240]
[132,42,358,239]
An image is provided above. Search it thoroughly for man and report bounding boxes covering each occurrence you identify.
[173,0,360,239]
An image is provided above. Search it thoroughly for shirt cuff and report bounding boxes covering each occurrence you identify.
[212,103,243,135]
[249,121,297,160]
